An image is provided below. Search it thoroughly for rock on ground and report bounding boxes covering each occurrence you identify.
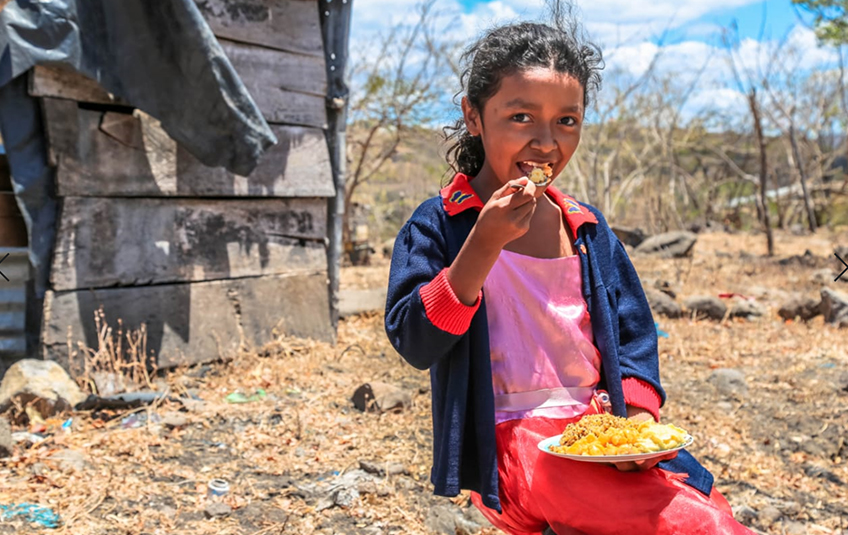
[778,295,821,322]
[644,288,682,318]
[820,287,848,328]
[0,417,11,458]
[708,369,748,398]
[634,231,697,258]
[352,382,412,413]
[611,225,647,247]
[729,298,766,320]
[425,504,481,535]
[0,360,87,417]
[683,296,727,320]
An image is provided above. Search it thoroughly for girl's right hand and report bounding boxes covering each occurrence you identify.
[474,178,539,249]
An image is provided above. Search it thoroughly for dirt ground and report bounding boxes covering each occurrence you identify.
[1,229,847,534]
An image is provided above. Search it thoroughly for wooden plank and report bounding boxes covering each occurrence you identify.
[42,271,333,370]
[50,197,328,291]
[41,98,334,197]
[221,39,327,127]
[29,65,125,105]
[196,0,324,57]
[220,39,326,97]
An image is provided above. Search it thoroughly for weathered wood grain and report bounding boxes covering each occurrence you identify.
[220,38,327,127]
[42,271,333,369]
[219,38,326,97]
[29,65,125,105]
[50,197,328,291]
[41,98,334,197]
[195,0,324,57]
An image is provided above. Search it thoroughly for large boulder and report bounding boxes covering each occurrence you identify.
[0,360,87,418]
[820,287,848,328]
[683,296,727,321]
[634,231,697,258]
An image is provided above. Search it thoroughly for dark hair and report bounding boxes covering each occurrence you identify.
[444,6,603,177]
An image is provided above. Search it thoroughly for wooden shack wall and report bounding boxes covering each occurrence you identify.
[36,0,336,370]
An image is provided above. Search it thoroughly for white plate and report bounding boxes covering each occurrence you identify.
[537,434,694,463]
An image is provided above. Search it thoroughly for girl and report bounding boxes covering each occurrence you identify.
[384,13,754,535]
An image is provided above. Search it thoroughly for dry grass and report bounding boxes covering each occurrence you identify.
[1,229,847,534]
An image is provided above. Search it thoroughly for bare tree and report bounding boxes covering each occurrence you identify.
[344,0,450,251]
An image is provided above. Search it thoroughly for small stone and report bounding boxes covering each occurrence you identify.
[204,501,232,519]
[161,411,189,429]
[733,505,758,524]
[758,505,782,526]
[716,401,733,413]
[48,449,86,473]
[708,369,748,398]
[782,520,807,535]
[359,459,406,476]
[30,462,47,476]
[683,296,727,321]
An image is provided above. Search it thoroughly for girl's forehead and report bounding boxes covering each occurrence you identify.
[490,67,584,108]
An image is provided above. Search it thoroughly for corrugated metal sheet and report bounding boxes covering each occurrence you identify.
[0,247,28,358]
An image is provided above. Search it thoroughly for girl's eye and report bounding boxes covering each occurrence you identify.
[560,116,577,126]
[511,113,531,123]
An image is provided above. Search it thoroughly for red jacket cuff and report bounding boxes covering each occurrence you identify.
[419,269,481,335]
[622,377,661,422]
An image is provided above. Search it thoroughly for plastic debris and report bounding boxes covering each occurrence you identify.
[224,389,266,404]
[61,418,73,432]
[120,412,161,429]
[655,322,669,339]
[0,503,61,528]
[207,479,230,502]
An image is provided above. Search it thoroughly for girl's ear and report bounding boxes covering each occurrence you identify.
[461,97,482,137]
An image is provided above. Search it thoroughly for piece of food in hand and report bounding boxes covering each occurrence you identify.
[523,162,553,185]
[549,413,689,456]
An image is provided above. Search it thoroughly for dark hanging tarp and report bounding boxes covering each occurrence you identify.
[0,0,277,174]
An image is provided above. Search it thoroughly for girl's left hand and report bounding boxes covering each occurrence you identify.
[610,405,678,472]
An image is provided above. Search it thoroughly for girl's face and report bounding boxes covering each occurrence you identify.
[462,67,584,187]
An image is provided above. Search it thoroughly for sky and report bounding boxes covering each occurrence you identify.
[347,0,838,125]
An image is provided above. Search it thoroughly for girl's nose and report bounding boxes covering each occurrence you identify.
[530,126,556,152]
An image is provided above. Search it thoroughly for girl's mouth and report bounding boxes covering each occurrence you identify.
[517,161,553,184]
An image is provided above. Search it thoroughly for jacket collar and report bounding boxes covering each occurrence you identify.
[440,172,598,236]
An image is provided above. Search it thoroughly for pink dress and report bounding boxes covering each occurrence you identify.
[483,249,602,423]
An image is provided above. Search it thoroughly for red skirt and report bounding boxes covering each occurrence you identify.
[471,415,755,535]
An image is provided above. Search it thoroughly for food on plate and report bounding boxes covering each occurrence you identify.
[548,413,689,456]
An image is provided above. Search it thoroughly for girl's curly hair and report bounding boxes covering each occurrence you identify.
[444,4,603,178]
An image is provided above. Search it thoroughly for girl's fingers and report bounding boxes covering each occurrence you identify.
[493,178,531,200]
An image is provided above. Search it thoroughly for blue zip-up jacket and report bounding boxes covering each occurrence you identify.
[385,174,713,512]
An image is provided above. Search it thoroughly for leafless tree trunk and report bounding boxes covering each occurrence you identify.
[748,89,774,256]
[788,124,817,232]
